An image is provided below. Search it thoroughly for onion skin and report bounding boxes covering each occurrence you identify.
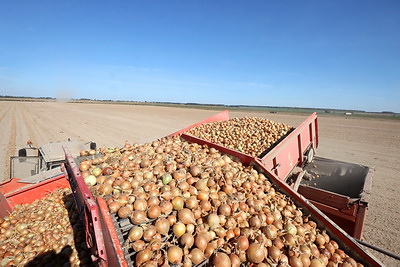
[178,209,196,224]
[195,233,208,251]
[173,222,186,238]
[136,248,153,267]
[128,226,143,242]
[190,248,205,264]
[167,246,183,264]
[212,252,231,267]
[180,233,195,248]
[247,244,266,263]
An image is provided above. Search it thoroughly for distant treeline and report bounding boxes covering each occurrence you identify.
[0,95,398,116]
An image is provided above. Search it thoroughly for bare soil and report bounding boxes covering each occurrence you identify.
[0,101,399,265]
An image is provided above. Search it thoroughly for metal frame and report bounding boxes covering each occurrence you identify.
[62,146,107,266]
[260,112,319,180]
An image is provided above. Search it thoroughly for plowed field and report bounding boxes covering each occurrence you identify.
[0,101,399,265]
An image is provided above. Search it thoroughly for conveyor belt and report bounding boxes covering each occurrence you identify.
[110,211,209,266]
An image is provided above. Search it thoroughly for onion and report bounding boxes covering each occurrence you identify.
[180,233,195,248]
[143,225,157,242]
[132,240,146,252]
[207,214,220,229]
[218,204,231,216]
[128,226,143,242]
[195,179,208,190]
[185,197,198,209]
[155,218,170,235]
[135,248,152,267]
[167,246,183,264]
[190,248,205,264]
[130,211,147,224]
[98,184,113,196]
[310,258,325,267]
[159,201,173,215]
[172,197,184,210]
[247,243,266,263]
[236,236,249,251]
[92,167,102,177]
[212,252,231,267]
[117,206,131,219]
[190,166,201,177]
[315,234,326,247]
[162,173,173,185]
[262,225,278,239]
[108,201,122,213]
[178,209,196,224]
[134,199,148,211]
[230,254,241,267]
[200,200,212,212]
[173,222,186,238]
[147,205,161,219]
[269,246,281,262]
[194,233,208,251]
[84,175,97,186]
[285,222,297,235]
[79,162,90,172]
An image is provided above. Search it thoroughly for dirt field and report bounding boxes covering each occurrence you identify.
[0,101,399,265]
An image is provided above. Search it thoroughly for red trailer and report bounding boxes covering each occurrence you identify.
[70,135,382,266]
[175,110,371,239]
[0,155,107,266]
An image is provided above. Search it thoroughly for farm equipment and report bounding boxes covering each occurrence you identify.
[1,110,397,266]
[9,140,96,181]
[178,111,371,239]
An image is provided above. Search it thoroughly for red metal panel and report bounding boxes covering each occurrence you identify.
[97,197,129,267]
[0,192,12,219]
[297,185,352,209]
[63,146,107,265]
[261,112,318,180]
[169,109,230,136]
[353,203,368,240]
[0,174,69,208]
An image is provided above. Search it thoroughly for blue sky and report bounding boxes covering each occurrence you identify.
[0,1,399,112]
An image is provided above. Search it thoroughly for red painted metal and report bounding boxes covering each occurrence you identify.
[63,146,107,266]
[97,197,129,267]
[297,157,373,239]
[169,109,230,136]
[260,112,318,180]
[0,174,69,218]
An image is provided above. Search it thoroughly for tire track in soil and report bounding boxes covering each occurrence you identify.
[20,102,65,145]
[0,103,9,123]
[19,103,40,146]
[0,103,11,180]
[4,104,17,180]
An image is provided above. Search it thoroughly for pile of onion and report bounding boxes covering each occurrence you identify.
[0,188,94,266]
[81,136,364,266]
[186,116,292,156]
